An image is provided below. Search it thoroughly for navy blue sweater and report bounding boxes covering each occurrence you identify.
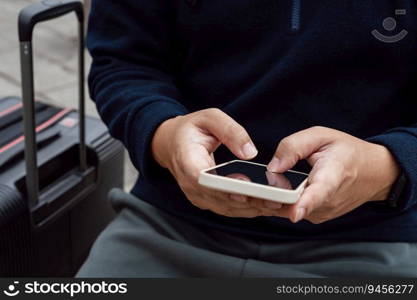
[87,0,417,242]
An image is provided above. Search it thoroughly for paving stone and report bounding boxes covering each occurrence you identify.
[46,81,98,118]
[32,14,79,73]
[1,0,138,191]
[0,47,77,97]
[0,23,19,52]
[0,76,20,97]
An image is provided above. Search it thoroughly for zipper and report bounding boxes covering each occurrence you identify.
[291,0,301,32]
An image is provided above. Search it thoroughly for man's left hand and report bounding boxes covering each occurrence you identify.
[266,126,400,224]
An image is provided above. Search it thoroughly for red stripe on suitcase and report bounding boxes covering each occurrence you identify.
[0,99,41,118]
[0,103,23,118]
[0,108,72,154]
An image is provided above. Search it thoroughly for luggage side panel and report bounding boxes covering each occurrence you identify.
[70,136,124,273]
[0,184,35,276]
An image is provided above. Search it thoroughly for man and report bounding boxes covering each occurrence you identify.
[77,0,417,277]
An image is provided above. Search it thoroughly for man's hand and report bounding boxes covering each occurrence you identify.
[267,126,400,224]
[151,108,280,218]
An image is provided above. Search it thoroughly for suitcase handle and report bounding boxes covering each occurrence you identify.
[18,0,88,218]
[18,0,84,42]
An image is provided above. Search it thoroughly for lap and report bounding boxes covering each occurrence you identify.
[77,189,417,278]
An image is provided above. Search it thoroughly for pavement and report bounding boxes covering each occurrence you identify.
[0,0,139,191]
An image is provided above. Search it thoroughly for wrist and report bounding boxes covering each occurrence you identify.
[369,144,400,201]
[151,117,180,169]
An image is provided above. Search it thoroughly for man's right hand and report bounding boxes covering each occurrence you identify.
[151,108,282,218]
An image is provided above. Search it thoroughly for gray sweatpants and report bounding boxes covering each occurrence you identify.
[77,189,417,277]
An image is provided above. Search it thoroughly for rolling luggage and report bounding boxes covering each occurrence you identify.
[0,0,124,276]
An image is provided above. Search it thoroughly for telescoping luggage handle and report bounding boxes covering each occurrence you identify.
[18,0,90,228]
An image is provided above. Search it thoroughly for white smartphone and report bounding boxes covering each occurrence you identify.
[198,160,309,204]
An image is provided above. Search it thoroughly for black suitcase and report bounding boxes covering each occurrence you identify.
[0,0,124,276]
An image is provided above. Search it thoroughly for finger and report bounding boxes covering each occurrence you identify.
[245,197,285,217]
[230,193,248,203]
[266,171,277,186]
[180,145,215,181]
[199,187,253,209]
[266,172,293,190]
[290,160,344,223]
[248,197,266,208]
[200,108,258,160]
[227,173,252,203]
[225,207,264,218]
[267,126,335,173]
[226,174,285,210]
[190,189,234,211]
[227,173,251,181]
[196,190,262,217]
[263,172,291,209]
[218,192,283,217]
[258,208,281,217]
[228,200,252,209]
[230,199,278,217]
[263,200,282,209]
[274,205,293,218]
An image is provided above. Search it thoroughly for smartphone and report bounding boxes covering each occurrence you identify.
[198,160,308,204]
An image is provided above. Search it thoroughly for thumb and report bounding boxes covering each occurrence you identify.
[267,126,333,173]
[290,159,343,223]
[199,108,258,160]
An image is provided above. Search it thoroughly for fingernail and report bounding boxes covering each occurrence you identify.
[267,157,281,172]
[294,207,305,223]
[230,194,247,203]
[265,172,277,186]
[265,201,282,209]
[235,176,250,182]
[241,142,258,159]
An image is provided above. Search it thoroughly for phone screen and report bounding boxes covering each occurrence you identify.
[206,161,308,190]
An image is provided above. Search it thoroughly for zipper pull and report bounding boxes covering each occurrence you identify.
[291,0,301,33]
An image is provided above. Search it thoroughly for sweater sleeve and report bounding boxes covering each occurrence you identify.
[87,0,188,178]
[367,126,417,211]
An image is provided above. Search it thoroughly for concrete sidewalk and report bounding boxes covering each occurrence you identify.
[0,0,138,191]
